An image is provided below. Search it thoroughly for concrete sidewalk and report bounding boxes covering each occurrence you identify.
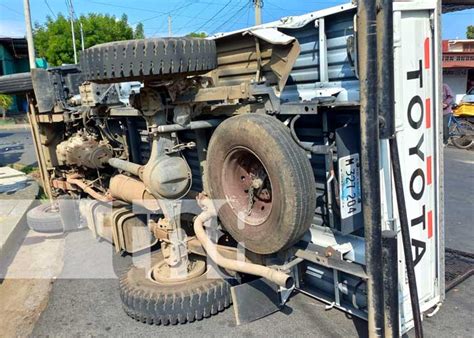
[0,123,30,131]
[0,167,39,273]
[0,166,55,337]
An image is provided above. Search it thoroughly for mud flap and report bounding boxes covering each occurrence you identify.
[231,278,281,325]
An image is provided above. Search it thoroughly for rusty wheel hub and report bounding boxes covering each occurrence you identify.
[149,257,206,284]
[222,147,273,226]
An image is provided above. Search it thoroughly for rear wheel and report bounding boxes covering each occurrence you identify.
[450,120,474,149]
[205,114,316,255]
[119,251,231,325]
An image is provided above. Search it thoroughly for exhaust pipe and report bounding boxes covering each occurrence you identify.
[193,195,294,289]
[109,174,160,210]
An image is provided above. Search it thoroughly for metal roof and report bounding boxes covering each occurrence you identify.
[442,0,474,13]
[0,37,28,59]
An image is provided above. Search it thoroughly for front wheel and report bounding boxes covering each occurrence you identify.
[450,120,474,149]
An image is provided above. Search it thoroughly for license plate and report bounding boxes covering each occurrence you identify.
[339,154,362,219]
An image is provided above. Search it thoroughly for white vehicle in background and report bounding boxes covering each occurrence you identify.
[461,87,474,103]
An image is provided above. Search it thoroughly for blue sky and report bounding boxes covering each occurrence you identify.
[0,0,472,39]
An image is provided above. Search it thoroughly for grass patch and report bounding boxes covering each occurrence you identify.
[19,165,38,175]
[0,118,15,126]
[10,163,39,175]
[38,186,50,201]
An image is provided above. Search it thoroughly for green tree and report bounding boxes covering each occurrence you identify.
[134,22,145,39]
[34,13,145,66]
[467,26,474,39]
[187,32,208,38]
[0,94,13,119]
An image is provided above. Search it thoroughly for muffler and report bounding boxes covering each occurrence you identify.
[109,174,160,210]
[193,194,294,289]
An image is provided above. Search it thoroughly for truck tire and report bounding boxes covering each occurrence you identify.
[80,38,217,83]
[119,252,231,325]
[27,203,64,233]
[205,114,317,255]
[0,72,33,95]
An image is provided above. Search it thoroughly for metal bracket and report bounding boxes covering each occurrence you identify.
[165,141,196,155]
[294,242,368,280]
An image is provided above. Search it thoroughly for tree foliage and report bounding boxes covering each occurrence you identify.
[135,22,145,40]
[34,13,145,66]
[187,32,208,38]
[467,26,474,39]
[0,94,13,110]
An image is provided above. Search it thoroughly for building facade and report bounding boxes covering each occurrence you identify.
[0,37,30,113]
[442,39,474,103]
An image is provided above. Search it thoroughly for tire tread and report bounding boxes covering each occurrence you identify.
[80,38,217,83]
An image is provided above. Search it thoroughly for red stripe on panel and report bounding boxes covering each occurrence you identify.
[424,38,430,69]
[427,155,432,185]
[426,98,431,129]
[428,210,433,239]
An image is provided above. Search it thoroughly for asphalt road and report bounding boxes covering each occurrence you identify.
[443,147,474,253]
[0,127,36,167]
[4,136,472,337]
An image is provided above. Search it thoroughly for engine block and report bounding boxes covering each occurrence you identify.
[56,132,113,169]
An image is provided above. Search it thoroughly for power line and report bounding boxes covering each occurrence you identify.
[0,3,23,16]
[172,1,215,34]
[206,0,248,34]
[91,1,195,23]
[88,0,248,35]
[65,0,78,63]
[211,1,251,34]
[246,2,252,26]
[149,0,191,36]
[265,1,305,13]
[43,0,57,18]
[194,0,233,32]
[64,0,75,18]
[230,2,253,31]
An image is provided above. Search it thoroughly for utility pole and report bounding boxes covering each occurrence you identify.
[253,0,262,25]
[168,15,172,37]
[68,0,78,63]
[80,22,85,51]
[23,0,36,69]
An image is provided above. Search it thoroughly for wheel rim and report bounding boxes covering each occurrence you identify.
[452,136,474,148]
[149,257,206,284]
[221,147,273,226]
[452,121,474,148]
[43,204,59,214]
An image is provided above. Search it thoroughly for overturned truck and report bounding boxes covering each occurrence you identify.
[1,1,444,336]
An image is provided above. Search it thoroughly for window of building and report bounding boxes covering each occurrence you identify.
[463,43,474,52]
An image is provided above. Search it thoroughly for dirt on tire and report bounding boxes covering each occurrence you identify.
[119,251,231,325]
[205,114,317,255]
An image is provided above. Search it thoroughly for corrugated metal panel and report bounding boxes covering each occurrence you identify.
[280,9,359,103]
[214,8,359,104]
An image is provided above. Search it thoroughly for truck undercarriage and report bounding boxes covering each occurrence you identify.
[0,1,444,336]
